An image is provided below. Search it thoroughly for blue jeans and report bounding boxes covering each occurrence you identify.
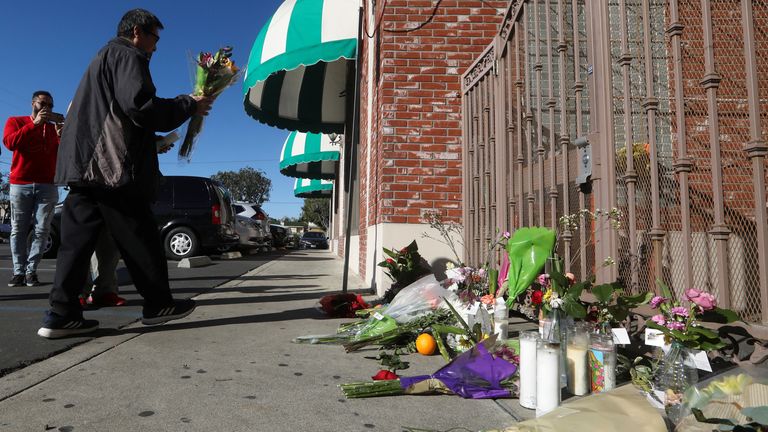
[9,183,59,275]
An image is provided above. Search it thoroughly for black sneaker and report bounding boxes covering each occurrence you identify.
[7,274,24,287]
[25,273,39,287]
[142,299,196,325]
[37,311,99,339]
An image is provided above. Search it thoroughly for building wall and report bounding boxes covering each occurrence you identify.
[352,0,506,292]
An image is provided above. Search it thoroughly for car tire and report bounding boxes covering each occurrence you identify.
[27,228,59,259]
[164,226,199,260]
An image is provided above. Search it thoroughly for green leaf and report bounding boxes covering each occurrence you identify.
[700,307,741,324]
[505,227,556,299]
[742,406,768,425]
[568,281,588,300]
[592,283,615,303]
[686,326,720,339]
[382,248,398,259]
[656,279,674,301]
[607,305,629,322]
[442,298,472,336]
[562,297,587,319]
[692,408,736,426]
[623,292,654,305]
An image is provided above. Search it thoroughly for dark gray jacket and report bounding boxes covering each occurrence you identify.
[56,37,195,199]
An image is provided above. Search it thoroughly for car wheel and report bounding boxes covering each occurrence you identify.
[164,226,199,260]
[27,228,59,258]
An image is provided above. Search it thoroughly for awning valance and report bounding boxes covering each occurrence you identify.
[243,0,359,134]
[280,131,340,180]
[294,178,333,198]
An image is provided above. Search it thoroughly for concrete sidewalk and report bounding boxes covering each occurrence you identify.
[0,250,527,432]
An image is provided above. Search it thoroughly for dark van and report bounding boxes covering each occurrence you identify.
[43,176,239,260]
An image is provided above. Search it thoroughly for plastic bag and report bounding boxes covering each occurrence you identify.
[379,275,450,323]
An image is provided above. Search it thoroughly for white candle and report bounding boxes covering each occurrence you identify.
[536,341,561,417]
[518,330,539,409]
[566,344,589,396]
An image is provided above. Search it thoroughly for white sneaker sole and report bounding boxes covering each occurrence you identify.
[141,305,196,325]
[37,325,98,339]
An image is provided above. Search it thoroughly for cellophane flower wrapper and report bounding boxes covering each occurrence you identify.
[292,275,451,344]
[179,46,241,161]
[340,338,518,399]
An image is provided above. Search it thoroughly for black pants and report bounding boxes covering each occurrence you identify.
[49,186,172,318]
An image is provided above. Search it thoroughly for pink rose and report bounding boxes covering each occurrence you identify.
[685,288,717,311]
[670,306,690,317]
[565,273,576,285]
[537,274,550,287]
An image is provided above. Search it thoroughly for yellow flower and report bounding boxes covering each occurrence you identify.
[702,374,752,398]
[543,289,553,303]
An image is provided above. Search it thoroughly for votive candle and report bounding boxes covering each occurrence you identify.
[536,340,561,417]
[518,330,539,409]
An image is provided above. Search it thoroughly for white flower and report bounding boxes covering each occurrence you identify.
[550,297,564,309]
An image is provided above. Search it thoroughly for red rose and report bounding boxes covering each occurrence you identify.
[372,370,399,380]
[531,290,543,305]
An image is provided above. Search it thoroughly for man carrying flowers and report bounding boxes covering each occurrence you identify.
[38,9,215,338]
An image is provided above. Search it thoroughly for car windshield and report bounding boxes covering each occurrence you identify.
[303,232,325,239]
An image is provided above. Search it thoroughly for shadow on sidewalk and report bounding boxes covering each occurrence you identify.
[110,306,328,335]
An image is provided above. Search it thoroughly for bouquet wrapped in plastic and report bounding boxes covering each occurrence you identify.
[293,275,453,344]
[339,337,518,399]
[179,46,241,161]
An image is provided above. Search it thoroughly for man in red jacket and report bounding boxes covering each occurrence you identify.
[2,91,62,288]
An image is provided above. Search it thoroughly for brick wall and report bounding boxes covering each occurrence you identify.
[355,0,507,278]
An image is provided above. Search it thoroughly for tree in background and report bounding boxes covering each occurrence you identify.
[211,167,271,204]
[301,198,330,231]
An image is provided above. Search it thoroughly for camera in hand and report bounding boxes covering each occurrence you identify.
[49,112,65,124]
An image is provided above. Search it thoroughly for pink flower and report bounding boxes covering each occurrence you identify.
[480,294,495,306]
[649,296,666,309]
[565,273,576,285]
[537,274,550,287]
[386,258,395,265]
[670,306,690,317]
[651,314,666,326]
[685,288,717,311]
[502,231,511,239]
[666,321,686,331]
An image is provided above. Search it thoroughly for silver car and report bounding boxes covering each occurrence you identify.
[234,215,269,251]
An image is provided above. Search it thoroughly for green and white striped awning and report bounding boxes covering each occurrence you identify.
[294,178,333,198]
[280,131,340,180]
[243,0,359,134]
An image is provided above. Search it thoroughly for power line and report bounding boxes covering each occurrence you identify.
[160,159,278,165]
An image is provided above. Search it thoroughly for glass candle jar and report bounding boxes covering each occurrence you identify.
[518,330,539,409]
[566,323,590,396]
[535,340,561,417]
[588,333,616,393]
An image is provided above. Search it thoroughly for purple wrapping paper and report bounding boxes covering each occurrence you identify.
[399,343,517,399]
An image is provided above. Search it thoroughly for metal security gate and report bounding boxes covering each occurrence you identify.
[462,0,768,325]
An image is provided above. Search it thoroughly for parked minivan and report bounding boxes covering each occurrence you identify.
[43,176,240,260]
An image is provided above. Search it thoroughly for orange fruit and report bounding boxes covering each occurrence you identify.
[415,333,437,356]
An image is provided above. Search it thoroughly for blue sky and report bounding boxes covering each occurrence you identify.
[0,0,307,219]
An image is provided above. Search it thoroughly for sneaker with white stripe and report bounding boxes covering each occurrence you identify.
[37,311,99,339]
[142,299,196,325]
